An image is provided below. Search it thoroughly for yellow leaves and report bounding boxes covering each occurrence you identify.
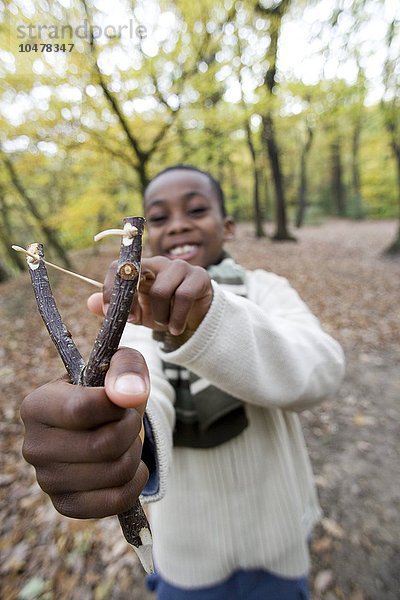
[353,413,378,427]
[48,186,142,249]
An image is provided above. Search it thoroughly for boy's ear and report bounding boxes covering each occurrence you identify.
[223,216,235,241]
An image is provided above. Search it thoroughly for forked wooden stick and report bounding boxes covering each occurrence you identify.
[24,217,154,574]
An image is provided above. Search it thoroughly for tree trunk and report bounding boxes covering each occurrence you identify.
[257,0,294,241]
[0,188,26,271]
[245,121,265,237]
[227,160,240,219]
[260,152,272,222]
[137,158,149,193]
[330,140,346,216]
[0,259,9,282]
[385,143,400,254]
[217,155,225,190]
[296,125,313,228]
[262,113,295,240]
[351,121,364,219]
[0,226,26,270]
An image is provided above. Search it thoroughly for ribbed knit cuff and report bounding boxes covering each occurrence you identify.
[153,328,196,352]
[140,400,171,503]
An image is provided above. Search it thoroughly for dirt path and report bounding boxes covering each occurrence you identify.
[1,219,399,599]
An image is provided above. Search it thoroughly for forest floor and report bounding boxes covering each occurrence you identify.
[1,219,399,600]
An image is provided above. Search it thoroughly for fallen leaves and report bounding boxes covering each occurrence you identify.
[353,413,378,427]
[1,220,399,599]
[314,569,334,596]
[321,518,345,540]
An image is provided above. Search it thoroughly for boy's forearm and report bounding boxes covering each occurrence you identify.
[156,278,345,412]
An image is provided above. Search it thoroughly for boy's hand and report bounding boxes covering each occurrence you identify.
[87,257,213,337]
[20,348,150,519]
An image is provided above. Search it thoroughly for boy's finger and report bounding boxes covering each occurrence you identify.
[36,438,143,494]
[87,292,105,316]
[103,260,118,304]
[21,379,125,431]
[23,410,141,464]
[51,460,149,519]
[147,261,188,326]
[168,283,194,335]
[87,260,118,316]
[127,291,142,323]
[105,348,150,412]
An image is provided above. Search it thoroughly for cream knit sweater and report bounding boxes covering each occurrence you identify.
[120,269,345,589]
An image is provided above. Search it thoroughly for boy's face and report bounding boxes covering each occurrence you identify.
[143,169,235,268]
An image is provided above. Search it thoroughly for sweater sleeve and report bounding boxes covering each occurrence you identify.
[157,270,345,412]
[119,323,175,502]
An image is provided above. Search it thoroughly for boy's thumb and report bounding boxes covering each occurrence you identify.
[105,348,150,412]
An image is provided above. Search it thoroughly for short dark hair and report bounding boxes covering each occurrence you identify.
[145,164,227,217]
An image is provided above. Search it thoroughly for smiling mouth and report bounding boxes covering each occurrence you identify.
[166,244,200,259]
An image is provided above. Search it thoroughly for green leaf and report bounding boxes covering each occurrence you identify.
[18,577,47,600]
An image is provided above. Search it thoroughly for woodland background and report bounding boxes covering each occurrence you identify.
[0,1,400,599]
[0,0,400,271]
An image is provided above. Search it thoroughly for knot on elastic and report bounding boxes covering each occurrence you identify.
[94,223,138,246]
[25,244,41,270]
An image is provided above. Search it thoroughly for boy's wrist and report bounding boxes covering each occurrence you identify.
[153,329,196,352]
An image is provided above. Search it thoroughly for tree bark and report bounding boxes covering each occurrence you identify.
[381,20,400,253]
[330,139,346,216]
[245,121,265,237]
[262,114,295,240]
[351,120,364,219]
[385,141,400,254]
[0,187,25,271]
[296,125,314,228]
[257,0,295,241]
[0,259,9,282]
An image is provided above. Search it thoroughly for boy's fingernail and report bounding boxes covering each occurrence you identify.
[114,374,146,395]
[103,303,110,315]
[128,314,137,323]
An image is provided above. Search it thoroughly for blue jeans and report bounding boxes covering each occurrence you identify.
[147,569,309,599]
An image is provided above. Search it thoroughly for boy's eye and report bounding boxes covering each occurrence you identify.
[147,214,168,225]
[188,206,208,217]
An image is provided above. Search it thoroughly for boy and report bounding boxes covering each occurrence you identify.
[21,165,345,599]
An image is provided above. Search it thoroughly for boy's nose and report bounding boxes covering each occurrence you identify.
[167,214,193,234]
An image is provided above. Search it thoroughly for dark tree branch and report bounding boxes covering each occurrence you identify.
[147,117,176,157]
[80,0,147,163]
[25,243,85,383]
[0,186,25,271]
[83,217,144,386]
[81,125,139,169]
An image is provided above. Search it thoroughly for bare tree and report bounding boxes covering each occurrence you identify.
[245,121,265,237]
[81,0,224,192]
[257,0,295,241]
[382,19,400,254]
[296,123,314,228]
[0,185,25,272]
